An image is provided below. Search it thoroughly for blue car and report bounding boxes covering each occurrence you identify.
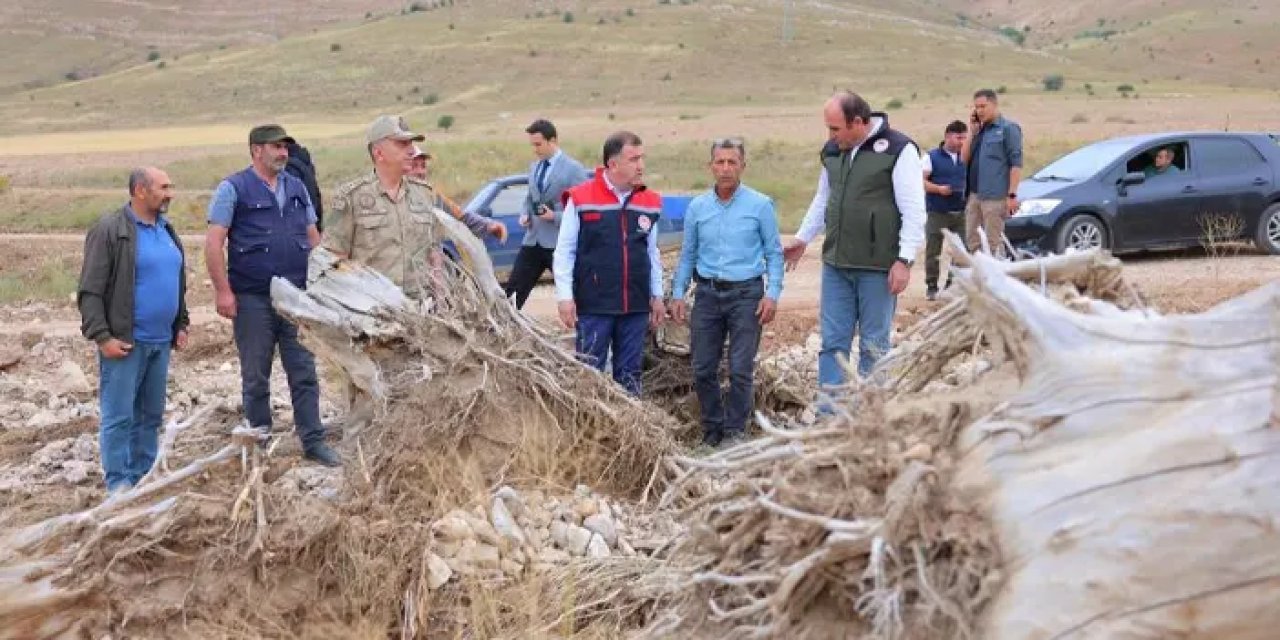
[453,173,691,281]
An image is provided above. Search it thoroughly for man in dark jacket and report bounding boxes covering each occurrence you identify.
[285,140,324,233]
[78,166,189,493]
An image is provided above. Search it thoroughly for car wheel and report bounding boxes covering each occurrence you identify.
[1254,203,1280,255]
[1054,214,1109,253]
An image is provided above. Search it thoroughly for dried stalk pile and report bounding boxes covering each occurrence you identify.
[611,239,1280,639]
[0,210,681,638]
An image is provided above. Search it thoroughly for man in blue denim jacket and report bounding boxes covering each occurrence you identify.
[960,89,1023,256]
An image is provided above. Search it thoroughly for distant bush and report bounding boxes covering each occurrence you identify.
[885,98,904,110]
[598,17,607,24]
[563,11,574,23]
[365,11,373,18]
[423,92,439,105]
[608,112,616,120]
[64,71,81,82]
[1076,29,1118,40]
[0,175,10,195]
[437,115,455,131]
[996,85,1007,94]
[409,2,427,12]
[626,8,636,16]
[1042,74,1065,91]
[1116,83,1135,93]
[147,51,161,62]
[1070,113,1088,124]
[448,23,455,30]
[997,26,1025,45]
[330,43,341,52]
[156,61,166,69]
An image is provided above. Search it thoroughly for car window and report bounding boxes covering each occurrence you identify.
[1125,142,1188,174]
[1033,139,1133,180]
[489,185,529,217]
[1193,138,1265,177]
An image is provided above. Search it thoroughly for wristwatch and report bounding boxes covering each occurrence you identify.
[895,257,914,268]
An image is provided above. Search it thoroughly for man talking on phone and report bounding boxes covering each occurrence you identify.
[960,88,1023,257]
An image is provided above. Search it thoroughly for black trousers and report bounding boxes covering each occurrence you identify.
[503,245,555,309]
[691,277,764,439]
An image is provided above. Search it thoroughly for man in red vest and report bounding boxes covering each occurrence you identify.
[552,131,666,396]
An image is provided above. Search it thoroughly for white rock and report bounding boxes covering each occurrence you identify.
[495,485,529,518]
[47,395,65,410]
[27,410,60,429]
[491,497,527,546]
[432,513,474,542]
[586,534,611,558]
[61,461,93,485]
[539,547,571,564]
[800,408,817,426]
[456,543,501,571]
[219,362,234,373]
[598,499,614,521]
[583,513,618,547]
[618,539,637,557]
[427,552,453,589]
[573,497,599,521]
[53,361,92,395]
[574,484,592,499]
[461,512,504,549]
[903,443,933,462]
[551,521,593,556]
[500,559,525,577]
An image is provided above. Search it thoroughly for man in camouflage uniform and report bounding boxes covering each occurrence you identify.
[323,115,446,299]
[322,115,447,434]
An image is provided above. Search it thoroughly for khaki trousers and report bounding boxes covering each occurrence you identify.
[965,194,1009,257]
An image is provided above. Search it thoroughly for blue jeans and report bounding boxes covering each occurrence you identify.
[576,312,649,396]
[233,293,324,447]
[98,341,171,490]
[691,279,764,438]
[818,264,896,389]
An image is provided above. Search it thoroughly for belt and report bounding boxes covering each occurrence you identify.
[694,273,762,291]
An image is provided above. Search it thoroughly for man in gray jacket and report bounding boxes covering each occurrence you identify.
[503,119,586,309]
[78,167,189,492]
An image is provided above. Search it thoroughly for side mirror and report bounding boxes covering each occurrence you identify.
[1120,172,1146,186]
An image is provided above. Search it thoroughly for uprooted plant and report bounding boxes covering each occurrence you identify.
[0,210,683,638]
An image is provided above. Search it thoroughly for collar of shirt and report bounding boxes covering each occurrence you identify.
[545,149,563,168]
[373,171,405,203]
[125,203,164,228]
[712,183,744,206]
[846,116,886,159]
[601,170,631,201]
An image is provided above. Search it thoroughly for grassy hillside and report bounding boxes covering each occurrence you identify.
[0,0,404,95]
[0,0,1096,136]
[937,0,1280,89]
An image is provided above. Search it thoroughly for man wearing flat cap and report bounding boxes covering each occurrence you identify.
[205,124,339,466]
[323,115,446,299]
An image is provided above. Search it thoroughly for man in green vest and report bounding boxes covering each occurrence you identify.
[783,92,925,403]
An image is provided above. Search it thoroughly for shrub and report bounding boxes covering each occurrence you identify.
[885,98,904,110]
[662,71,672,81]
[1117,83,1135,93]
[437,115,455,131]
[0,175,10,195]
[409,2,426,12]
[563,11,574,23]
[64,71,81,82]
[330,43,341,52]
[423,92,439,105]
[1042,74,1065,91]
[156,61,166,69]
[998,26,1025,45]
[608,112,616,120]
[997,85,1008,94]
[147,51,161,62]
[627,8,636,16]
[1070,113,1088,124]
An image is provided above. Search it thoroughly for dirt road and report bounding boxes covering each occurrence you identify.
[1,233,1275,341]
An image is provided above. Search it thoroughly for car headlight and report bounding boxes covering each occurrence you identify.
[1014,198,1061,217]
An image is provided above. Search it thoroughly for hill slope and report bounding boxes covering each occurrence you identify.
[0,0,1103,136]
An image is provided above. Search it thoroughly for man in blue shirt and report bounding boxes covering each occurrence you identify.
[78,167,189,493]
[670,138,784,447]
[205,124,339,467]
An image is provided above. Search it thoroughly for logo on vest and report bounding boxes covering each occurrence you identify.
[872,139,890,154]
[636,215,653,234]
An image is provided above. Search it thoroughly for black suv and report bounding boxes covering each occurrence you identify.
[1006,132,1280,255]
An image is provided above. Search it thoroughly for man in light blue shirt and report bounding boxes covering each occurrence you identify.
[670,138,784,447]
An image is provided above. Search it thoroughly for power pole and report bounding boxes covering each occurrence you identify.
[782,0,794,44]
